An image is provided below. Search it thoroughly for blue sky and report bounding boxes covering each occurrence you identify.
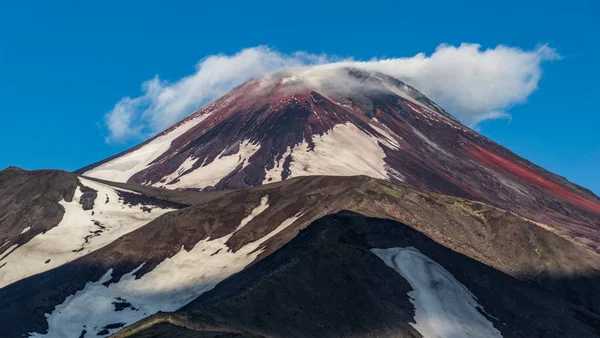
[0,0,598,194]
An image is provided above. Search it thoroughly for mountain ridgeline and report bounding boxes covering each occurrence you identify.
[1,67,599,337]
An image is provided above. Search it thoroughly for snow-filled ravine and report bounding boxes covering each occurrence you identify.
[30,195,304,337]
[0,177,176,289]
[371,247,503,338]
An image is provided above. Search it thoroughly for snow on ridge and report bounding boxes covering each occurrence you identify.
[237,195,269,230]
[0,177,175,289]
[371,247,502,338]
[83,112,214,183]
[31,211,304,337]
[155,139,261,189]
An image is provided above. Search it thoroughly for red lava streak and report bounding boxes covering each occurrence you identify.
[470,144,600,215]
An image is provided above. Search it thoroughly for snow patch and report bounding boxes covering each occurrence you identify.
[155,140,261,189]
[380,80,433,113]
[369,121,401,150]
[289,123,388,179]
[31,212,303,337]
[159,156,199,184]
[266,123,388,184]
[263,147,292,184]
[0,244,17,261]
[371,247,502,338]
[83,112,213,183]
[20,226,31,234]
[237,195,269,230]
[386,166,406,182]
[412,127,450,157]
[0,178,174,289]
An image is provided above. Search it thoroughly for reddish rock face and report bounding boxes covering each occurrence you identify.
[81,67,600,251]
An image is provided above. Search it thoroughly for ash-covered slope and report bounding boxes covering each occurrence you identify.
[115,212,600,338]
[79,67,600,252]
[2,176,600,337]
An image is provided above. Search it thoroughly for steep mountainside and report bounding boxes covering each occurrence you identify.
[2,174,599,337]
[3,66,600,338]
[116,212,600,338]
[0,167,78,250]
[0,168,187,289]
[79,67,600,252]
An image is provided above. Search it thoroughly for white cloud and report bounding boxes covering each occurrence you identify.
[104,43,558,143]
[354,43,559,125]
[104,47,333,143]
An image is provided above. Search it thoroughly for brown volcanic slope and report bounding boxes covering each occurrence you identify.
[79,68,600,252]
[0,166,229,254]
[0,167,206,268]
[0,167,226,292]
[0,168,213,250]
[117,212,600,338]
[2,175,600,337]
[0,167,78,251]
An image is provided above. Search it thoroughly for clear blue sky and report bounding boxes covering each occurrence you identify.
[0,0,598,194]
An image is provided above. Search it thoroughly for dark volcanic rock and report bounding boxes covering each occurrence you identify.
[2,176,600,338]
[78,68,600,254]
[0,167,78,254]
[115,190,188,210]
[118,212,600,338]
[79,183,98,210]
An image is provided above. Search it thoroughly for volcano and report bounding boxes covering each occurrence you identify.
[2,66,600,338]
[81,67,600,252]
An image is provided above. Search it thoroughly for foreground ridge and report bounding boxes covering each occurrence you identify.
[1,172,599,337]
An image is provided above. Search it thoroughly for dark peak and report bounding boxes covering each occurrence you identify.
[345,67,373,80]
[2,166,23,172]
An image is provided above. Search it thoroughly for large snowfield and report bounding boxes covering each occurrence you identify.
[0,178,175,288]
[164,122,392,188]
[371,247,503,338]
[30,195,304,337]
[155,139,262,189]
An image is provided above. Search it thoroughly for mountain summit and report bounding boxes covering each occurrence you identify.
[2,66,599,338]
[81,67,600,251]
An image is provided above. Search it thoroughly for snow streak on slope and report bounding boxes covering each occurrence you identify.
[83,113,213,182]
[31,200,304,337]
[155,140,261,189]
[0,178,174,288]
[264,123,388,184]
[238,195,269,229]
[371,247,502,338]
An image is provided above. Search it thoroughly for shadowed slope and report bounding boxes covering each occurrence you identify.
[116,212,600,338]
[0,167,78,254]
[1,176,599,337]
